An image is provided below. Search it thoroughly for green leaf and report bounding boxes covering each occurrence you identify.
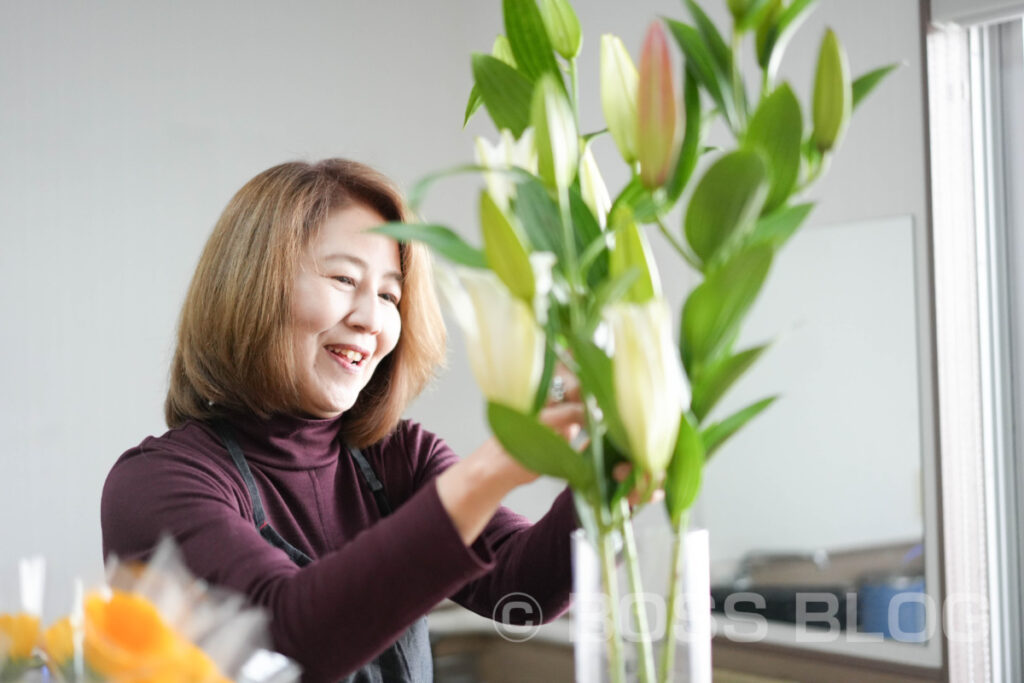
[759,0,817,83]
[684,0,731,77]
[471,53,535,137]
[609,211,659,303]
[405,163,533,211]
[610,176,660,224]
[684,149,770,266]
[691,344,769,422]
[852,63,899,109]
[492,34,517,66]
[371,222,487,269]
[570,186,602,247]
[666,70,703,205]
[812,28,852,152]
[570,187,607,284]
[532,341,558,414]
[586,268,640,333]
[580,230,614,282]
[480,191,535,301]
[463,84,483,128]
[488,402,594,490]
[464,36,520,128]
[750,202,815,249]
[736,0,777,32]
[665,413,704,524]
[664,19,737,129]
[538,0,582,59]
[702,396,777,458]
[504,0,561,82]
[681,244,773,374]
[568,337,630,452]
[512,173,564,257]
[745,83,802,212]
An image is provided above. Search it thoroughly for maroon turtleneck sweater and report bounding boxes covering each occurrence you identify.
[100,414,577,682]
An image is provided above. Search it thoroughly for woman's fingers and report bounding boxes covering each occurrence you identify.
[538,401,586,443]
[612,463,665,506]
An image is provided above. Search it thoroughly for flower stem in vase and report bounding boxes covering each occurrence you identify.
[597,521,627,683]
[659,510,689,683]
[618,499,655,683]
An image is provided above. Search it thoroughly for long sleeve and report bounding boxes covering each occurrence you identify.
[101,436,491,682]
[101,417,578,683]
[401,422,579,624]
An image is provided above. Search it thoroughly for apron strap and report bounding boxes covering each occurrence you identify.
[347,445,393,517]
[210,420,395,569]
[213,421,314,567]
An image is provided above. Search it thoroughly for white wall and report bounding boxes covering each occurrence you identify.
[0,0,930,617]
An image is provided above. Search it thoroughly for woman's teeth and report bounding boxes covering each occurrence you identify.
[329,347,364,364]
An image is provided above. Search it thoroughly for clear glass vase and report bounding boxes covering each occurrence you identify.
[572,525,711,683]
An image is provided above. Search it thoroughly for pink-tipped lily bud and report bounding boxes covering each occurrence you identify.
[637,21,678,190]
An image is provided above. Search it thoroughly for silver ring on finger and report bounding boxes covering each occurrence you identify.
[549,375,567,404]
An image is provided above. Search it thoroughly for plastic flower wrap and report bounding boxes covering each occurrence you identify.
[0,557,45,681]
[2,538,300,683]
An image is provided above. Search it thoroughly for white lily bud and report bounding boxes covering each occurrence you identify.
[579,145,612,228]
[436,265,545,413]
[532,74,579,192]
[606,299,689,476]
[600,34,639,164]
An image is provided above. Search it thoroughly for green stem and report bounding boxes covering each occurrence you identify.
[655,216,702,271]
[619,499,655,683]
[569,58,581,128]
[598,521,627,683]
[659,511,690,683]
[730,28,746,137]
[557,184,583,328]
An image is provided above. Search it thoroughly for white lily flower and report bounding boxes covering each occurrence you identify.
[474,128,538,212]
[606,299,689,475]
[436,265,545,413]
[579,145,612,228]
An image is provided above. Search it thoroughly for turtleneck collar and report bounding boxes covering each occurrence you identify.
[219,410,346,470]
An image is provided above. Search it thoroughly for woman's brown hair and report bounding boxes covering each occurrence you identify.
[165,159,446,446]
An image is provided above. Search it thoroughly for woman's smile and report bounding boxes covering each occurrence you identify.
[289,203,403,418]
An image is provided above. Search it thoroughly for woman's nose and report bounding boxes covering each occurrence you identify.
[344,287,382,334]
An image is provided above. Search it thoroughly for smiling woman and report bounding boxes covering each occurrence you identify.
[100,159,585,683]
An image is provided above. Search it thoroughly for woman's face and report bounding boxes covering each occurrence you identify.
[289,204,402,418]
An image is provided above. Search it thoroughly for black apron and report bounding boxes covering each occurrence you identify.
[212,421,432,683]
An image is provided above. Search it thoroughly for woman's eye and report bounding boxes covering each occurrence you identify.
[332,276,356,286]
[379,292,400,305]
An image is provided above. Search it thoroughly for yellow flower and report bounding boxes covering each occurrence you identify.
[83,590,181,679]
[0,612,41,660]
[42,616,74,666]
